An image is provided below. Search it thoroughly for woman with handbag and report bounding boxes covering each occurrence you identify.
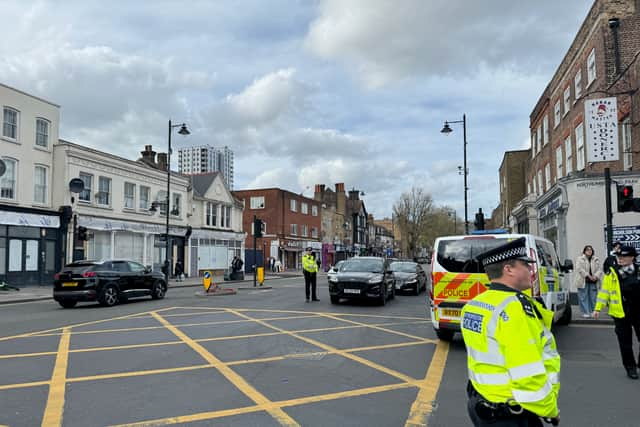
[574,245,603,318]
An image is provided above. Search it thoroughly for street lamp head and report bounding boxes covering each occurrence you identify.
[178,124,190,135]
[440,122,453,134]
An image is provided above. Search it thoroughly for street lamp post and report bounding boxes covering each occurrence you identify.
[441,114,469,234]
[164,120,190,283]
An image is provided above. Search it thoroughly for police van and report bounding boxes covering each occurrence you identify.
[428,232,573,341]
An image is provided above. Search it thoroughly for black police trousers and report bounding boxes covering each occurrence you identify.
[304,271,317,300]
[467,382,543,427]
[613,304,640,369]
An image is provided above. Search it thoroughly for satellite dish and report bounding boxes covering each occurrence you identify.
[69,178,85,193]
[0,159,5,177]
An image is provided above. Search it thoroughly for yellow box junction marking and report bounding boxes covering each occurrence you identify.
[150,311,300,427]
[41,327,71,427]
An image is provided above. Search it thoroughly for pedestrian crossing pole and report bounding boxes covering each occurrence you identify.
[253,215,257,287]
[605,168,613,253]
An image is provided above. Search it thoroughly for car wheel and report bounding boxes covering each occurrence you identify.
[151,280,167,300]
[58,300,77,309]
[415,283,421,296]
[99,284,119,307]
[435,328,455,341]
[330,295,340,304]
[556,304,571,326]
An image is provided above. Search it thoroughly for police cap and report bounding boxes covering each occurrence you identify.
[618,245,637,257]
[476,237,536,267]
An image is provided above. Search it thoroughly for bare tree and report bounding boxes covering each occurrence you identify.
[393,187,433,258]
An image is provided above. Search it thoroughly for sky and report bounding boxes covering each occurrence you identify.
[0,0,595,220]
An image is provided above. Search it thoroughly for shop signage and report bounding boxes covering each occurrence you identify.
[0,211,60,228]
[585,97,619,162]
[605,225,640,251]
[539,197,562,219]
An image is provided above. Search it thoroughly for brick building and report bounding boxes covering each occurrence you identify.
[492,150,530,230]
[511,0,640,273]
[233,188,321,271]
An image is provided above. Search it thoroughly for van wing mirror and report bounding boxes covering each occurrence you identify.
[561,260,573,272]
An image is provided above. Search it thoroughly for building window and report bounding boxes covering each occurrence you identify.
[0,158,17,199]
[290,223,297,235]
[622,118,632,170]
[563,86,571,116]
[564,136,573,175]
[250,196,265,209]
[537,170,543,195]
[222,206,231,228]
[251,220,266,235]
[556,146,563,178]
[121,182,135,209]
[311,227,318,238]
[301,202,308,214]
[34,165,47,204]
[206,202,218,226]
[79,173,92,202]
[139,186,150,210]
[312,205,318,216]
[531,131,536,155]
[301,224,308,237]
[587,48,596,86]
[97,176,111,206]
[545,163,551,189]
[574,70,582,100]
[575,123,585,171]
[172,194,181,216]
[35,118,49,148]
[2,107,19,140]
[290,199,297,212]
[543,115,549,146]
[528,181,532,196]
[536,125,542,153]
[554,101,561,128]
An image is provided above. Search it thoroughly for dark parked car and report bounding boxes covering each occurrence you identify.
[390,261,427,295]
[53,260,167,308]
[327,256,395,305]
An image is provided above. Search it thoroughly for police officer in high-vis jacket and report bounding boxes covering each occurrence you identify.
[461,237,561,426]
[302,247,319,302]
[593,245,640,379]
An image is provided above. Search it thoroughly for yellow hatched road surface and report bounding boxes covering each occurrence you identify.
[0,306,450,427]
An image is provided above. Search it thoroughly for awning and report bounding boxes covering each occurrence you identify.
[0,210,60,228]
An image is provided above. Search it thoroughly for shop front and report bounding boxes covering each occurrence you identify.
[281,239,304,270]
[0,208,64,286]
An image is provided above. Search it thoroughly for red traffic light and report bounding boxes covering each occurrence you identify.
[623,186,633,198]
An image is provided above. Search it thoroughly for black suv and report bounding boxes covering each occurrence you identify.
[327,256,395,305]
[53,260,167,308]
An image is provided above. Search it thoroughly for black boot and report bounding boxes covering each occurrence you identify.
[626,366,639,379]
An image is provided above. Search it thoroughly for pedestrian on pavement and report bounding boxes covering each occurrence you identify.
[302,247,319,302]
[603,241,622,273]
[573,245,602,318]
[269,257,275,272]
[275,258,282,272]
[174,260,184,282]
[461,237,560,427]
[593,245,640,380]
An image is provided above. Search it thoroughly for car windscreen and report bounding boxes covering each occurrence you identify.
[341,259,384,273]
[390,262,416,273]
[62,263,99,274]
[436,238,511,273]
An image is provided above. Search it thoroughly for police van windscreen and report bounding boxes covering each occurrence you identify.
[436,238,511,273]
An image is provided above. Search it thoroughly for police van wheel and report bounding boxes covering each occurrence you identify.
[556,304,572,326]
[435,328,455,341]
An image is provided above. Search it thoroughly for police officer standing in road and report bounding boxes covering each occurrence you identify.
[593,245,640,379]
[302,247,319,302]
[461,237,561,426]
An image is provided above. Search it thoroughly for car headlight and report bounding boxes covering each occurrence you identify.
[328,276,338,283]
[406,275,418,283]
[368,275,383,284]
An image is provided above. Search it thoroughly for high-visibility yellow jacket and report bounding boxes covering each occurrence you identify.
[460,283,560,418]
[595,267,625,318]
[302,253,318,273]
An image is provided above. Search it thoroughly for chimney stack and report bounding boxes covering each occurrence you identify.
[157,153,168,171]
[140,145,157,167]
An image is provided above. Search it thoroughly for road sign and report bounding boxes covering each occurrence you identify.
[604,225,640,250]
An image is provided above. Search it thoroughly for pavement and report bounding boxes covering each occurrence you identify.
[0,270,305,305]
[0,273,613,325]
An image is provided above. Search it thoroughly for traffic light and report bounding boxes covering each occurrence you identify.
[474,209,485,231]
[254,218,263,238]
[618,185,635,212]
[77,226,88,241]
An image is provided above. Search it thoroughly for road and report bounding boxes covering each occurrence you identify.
[0,275,635,426]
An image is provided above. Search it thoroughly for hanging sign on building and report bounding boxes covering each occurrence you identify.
[585,97,619,163]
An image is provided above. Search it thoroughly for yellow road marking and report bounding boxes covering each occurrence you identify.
[317,312,429,341]
[110,382,414,427]
[404,340,450,427]
[172,306,427,320]
[68,364,212,383]
[41,327,71,427]
[0,307,174,342]
[227,309,417,384]
[0,380,50,391]
[150,312,300,427]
